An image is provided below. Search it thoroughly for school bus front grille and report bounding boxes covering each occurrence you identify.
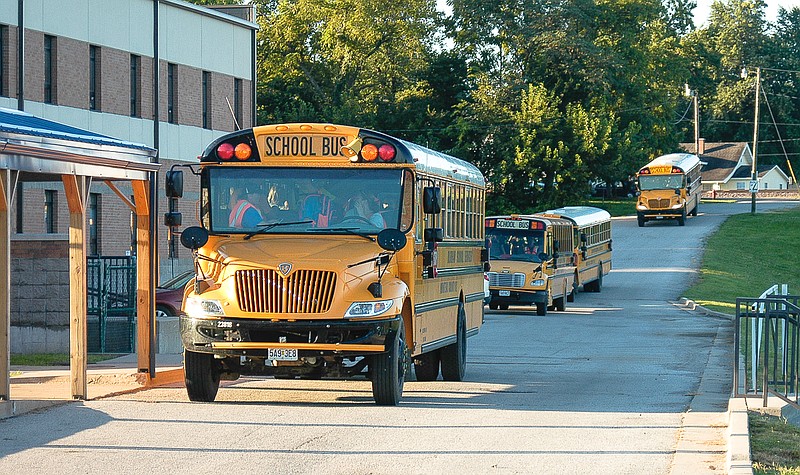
[647,198,672,209]
[487,272,526,288]
[235,269,337,313]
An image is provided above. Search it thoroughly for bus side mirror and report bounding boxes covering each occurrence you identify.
[377,228,407,252]
[480,248,489,262]
[180,226,209,250]
[423,187,441,214]
[166,170,184,198]
[164,212,182,227]
[424,227,443,243]
[580,233,587,244]
[484,261,491,272]
[538,252,550,262]
[553,240,560,252]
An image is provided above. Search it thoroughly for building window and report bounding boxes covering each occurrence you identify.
[89,45,100,110]
[88,193,100,255]
[44,190,57,233]
[15,185,23,233]
[44,35,55,104]
[202,71,210,129]
[167,63,177,124]
[130,54,140,117]
[736,181,745,190]
[234,78,242,129]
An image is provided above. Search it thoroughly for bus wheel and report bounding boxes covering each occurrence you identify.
[554,295,566,311]
[184,349,221,402]
[441,305,467,381]
[489,302,499,310]
[567,280,577,302]
[678,210,686,226]
[637,216,645,227]
[498,303,509,311]
[372,322,407,406]
[691,201,698,216]
[413,350,440,381]
[536,302,547,316]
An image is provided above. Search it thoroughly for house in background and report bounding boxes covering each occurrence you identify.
[680,141,792,192]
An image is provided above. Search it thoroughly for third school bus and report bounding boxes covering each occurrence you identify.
[635,153,702,227]
[485,215,576,316]
[164,123,486,406]
[540,206,612,294]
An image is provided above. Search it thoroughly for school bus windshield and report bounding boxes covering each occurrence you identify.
[638,174,684,191]
[486,228,545,263]
[202,167,411,234]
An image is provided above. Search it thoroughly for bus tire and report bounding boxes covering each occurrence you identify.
[498,303,509,311]
[536,302,547,316]
[413,350,440,381]
[441,304,467,381]
[554,295,566,311]
[372,322,407,406]
[184,349,221,402]
[567,277,577,302]
[678,210,686,226]
[691,201,698,216]
[637,216,645,227]
[489,302,499,310]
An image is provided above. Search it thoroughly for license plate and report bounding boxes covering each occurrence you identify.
[499,290,511,297]
[268,348,298,361]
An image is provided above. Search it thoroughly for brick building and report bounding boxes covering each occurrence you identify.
[0,0,257,352]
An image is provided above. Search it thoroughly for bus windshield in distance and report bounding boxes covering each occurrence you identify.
[206,167,409,233]
[638,174,683,191]
[486,228,545,263]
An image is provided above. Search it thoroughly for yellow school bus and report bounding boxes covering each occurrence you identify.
[485,215,576,316]
[164,123,486,405]
[635,153,702,227]
[540,206,612,295]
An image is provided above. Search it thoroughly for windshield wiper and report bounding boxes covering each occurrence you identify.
[243,220,314,240]
[308,227,376,242]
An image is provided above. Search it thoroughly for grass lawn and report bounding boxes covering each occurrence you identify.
[10,353,124,366]
[683,207,800,314]
[749,411,800,475]
[576,198,636,217]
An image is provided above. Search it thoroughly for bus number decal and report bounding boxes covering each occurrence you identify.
[262,135,348,157]
[440,281,457,294]
[648,165,672,174]
[447,250,474,264]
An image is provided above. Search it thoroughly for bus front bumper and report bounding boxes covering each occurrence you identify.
[638,210,683,219]
[180,314,400,358]
[490,289,548,305]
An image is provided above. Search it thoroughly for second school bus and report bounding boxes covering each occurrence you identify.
[164,123,486,406]
[635,153,702,227]
[485,215,576,316]
[541,206,612,294]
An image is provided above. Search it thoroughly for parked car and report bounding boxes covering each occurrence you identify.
[156,270,194,319]
[484,272,491,305]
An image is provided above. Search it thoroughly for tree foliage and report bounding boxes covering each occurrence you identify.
[187,0,800,209]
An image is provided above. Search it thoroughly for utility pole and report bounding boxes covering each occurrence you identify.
[750,67,761,215]
[685,84,699,154]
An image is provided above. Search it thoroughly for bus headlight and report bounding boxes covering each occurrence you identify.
[671,202,684,209]
[185,297,225,317]
[345,300,393,318]
[636,203,647,210]
[531,279,545,287]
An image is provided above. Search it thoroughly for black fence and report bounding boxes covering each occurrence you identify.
[734,295,800,408]
[87,256,137,353]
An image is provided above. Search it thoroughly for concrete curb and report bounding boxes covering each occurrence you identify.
[727,398,753,475]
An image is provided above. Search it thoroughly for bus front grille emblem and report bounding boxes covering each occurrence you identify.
[278,263,293,276]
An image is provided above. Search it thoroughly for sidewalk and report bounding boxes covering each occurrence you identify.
[2,353,184,419]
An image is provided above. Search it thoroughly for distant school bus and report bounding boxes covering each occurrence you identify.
[164,123,487,406]
[540,206,612,295]
[485,215,576,316]
[635,153,702,227]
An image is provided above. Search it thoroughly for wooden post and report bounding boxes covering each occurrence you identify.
[132,180,153,375]
[0,170,10,400]
[63,175,88,400]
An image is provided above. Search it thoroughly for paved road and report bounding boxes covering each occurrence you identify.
[0,200,797,475]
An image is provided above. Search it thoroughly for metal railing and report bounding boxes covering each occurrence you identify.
[87,256,137,353]
[734,293,799,408]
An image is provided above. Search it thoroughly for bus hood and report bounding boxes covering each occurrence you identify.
[210,236,387,275]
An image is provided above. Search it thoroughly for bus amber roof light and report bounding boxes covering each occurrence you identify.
[234,143,252,160]
[361,143,378,162]
[217,143,234,160]
[341,137,363,161]
[378,144,396,161]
